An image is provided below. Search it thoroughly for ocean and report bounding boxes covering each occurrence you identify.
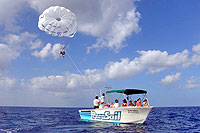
[0,106,199,132]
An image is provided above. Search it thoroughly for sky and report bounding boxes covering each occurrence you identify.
[0,0,200,107]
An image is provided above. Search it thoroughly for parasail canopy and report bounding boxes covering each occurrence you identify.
[38,6,77,38]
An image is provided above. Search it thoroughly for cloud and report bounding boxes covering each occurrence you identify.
[20,43,200,106]
[32,43,60,59]
[19,69,106,106]
[26,0,141,53]
[0,77,16,89]
[30,39,43,50]
[28,70,106,95]
[84,69,106,86]
[28,47,193,92]
[184,76,200,89]
[2,32,43,51]
[104,49,190,79]
[138,50,190,73]
[160,73,181,85]
[0,0,26,31]
[0,44,17,75]
[104,58,143,79]
[0,32,43,74]
[104,49,188,81]
[32,43,52,59]
[87,7,141,53]
[27,48,189,100]
[31,43,200,80]
[31,44,196,80]
[192,43,200,54]
[0,0,141,52]
[190,44,200,66]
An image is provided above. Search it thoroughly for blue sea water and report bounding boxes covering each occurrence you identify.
[0,106,199,132]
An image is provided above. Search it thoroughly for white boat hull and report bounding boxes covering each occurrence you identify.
[79,106,153,124]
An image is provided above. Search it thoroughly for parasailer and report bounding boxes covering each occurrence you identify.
[37,6,98,99]
[38,6,77,57]
[60,45,65,57]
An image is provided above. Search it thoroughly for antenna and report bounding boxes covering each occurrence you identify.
[105,86,112,104]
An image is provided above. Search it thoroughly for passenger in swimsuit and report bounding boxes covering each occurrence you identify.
[143,99,149,107]
[136,98,141,107]
[129,100,134,106]
[121,99,128,107]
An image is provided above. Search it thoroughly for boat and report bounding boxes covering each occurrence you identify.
[79,88,153,124]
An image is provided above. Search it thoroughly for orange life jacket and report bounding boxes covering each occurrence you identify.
[122,103,128,107]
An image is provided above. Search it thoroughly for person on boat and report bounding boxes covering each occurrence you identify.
[129,100,134,106]
[99,93,106,108]
[110,102,114,108]
[136,98,142,107]
[143,99,149,107]
[121,99,128,107]
[126,96,129,101]
[134,100,137,106]
[93,96,100,109]
[114,99,120,107]
[100,93,105,104]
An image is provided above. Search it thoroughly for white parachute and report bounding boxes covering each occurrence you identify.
[37,6,97,95]
[38,6,77,37]
[38,6,77,57]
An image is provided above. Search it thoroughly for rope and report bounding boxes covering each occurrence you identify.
[59,37,97,96]
[65,51,97,96]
